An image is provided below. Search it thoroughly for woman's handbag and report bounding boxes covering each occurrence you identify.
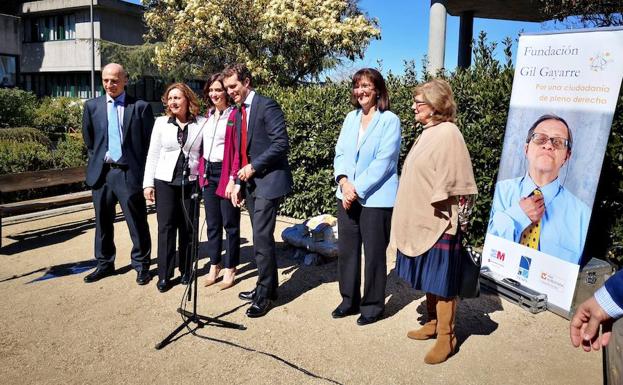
[459,232,481,299]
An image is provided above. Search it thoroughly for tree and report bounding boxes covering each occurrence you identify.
[143,0,380,85]
[539,0,623,27]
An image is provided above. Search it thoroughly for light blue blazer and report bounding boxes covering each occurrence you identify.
[334,109,402,207]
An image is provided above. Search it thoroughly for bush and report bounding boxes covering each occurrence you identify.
[0,140,54,174]
[0,127,52,147]
[35,96,83,136]
[53,132,87,168]
[0,88,37,128]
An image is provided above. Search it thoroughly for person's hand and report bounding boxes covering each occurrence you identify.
[237,164,255,182]
[225,179,235,199]
[230,184,245,208]
[570,296,613,352]
[340,180,358,204]
[519,193,544,223]
[143,187,155,203]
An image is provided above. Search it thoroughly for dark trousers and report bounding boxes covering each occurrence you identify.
[154,179,195,281]
[336,199,392,318]
[91,167,151,272]
[246,187,280,300]
[202,162,241,269]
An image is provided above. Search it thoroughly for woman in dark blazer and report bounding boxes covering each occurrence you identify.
[332,68,402,326]
[143,83,206,292]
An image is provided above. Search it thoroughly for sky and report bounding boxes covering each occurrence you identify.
[124,0,562,77]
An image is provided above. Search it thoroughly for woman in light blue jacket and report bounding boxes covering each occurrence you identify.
[332,68,402,326]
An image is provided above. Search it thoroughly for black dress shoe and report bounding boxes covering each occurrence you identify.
[246,297,272,318]
[331,306,359,319]
[156,279,169,293]
[136,270,151,285]
[84,267,115,283]
[356,315,381,326]
[239,288,257,301]
[180,273,191,285]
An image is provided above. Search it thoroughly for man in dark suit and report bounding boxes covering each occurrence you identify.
[82,63,154,285]
[223,63,293,317]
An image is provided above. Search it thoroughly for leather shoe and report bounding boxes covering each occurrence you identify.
[331,306,359,319]
[246,297,272,318]
[180,273,191,285]
[136,270,151,285]
[239,288,257,301]
[84,267,115,283]
[156,279,169,293]
[357,315,381,326]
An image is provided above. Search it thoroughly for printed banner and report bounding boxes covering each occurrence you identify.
[483,28,623,311]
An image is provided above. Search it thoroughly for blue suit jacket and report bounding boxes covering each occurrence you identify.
[595,269,623,319]
[333,109,401,207]
[82,94,154,191]
[245,93,293,200]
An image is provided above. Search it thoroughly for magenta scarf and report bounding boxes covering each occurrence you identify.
[198,107,240,198]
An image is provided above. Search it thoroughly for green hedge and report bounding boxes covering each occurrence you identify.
[0,88,37,128]
[35,96,83,136]
[0,127,52,147]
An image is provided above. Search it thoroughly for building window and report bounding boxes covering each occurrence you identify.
[0,55,17,87]
[22,73,102,98]
[24,14,76,42]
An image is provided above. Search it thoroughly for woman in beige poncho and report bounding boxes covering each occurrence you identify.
[388,79,477,364]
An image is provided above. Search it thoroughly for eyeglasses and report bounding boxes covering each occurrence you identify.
[528,132,569,150]
[354,83,375,91]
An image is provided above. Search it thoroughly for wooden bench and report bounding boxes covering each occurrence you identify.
[0,166,91,247]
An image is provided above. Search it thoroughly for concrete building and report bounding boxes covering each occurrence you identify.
[0,13,21,88]
[19,0,149,99]
[427,0,547,74]
[0,0,161,100]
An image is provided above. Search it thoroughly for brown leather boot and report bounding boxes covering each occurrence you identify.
[407,293,437,340]
[424,297,457,364]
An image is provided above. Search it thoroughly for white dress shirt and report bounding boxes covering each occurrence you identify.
[203,106,233,162]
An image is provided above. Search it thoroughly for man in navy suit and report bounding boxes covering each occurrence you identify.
[82,63,154,285]
[223,63,293,318]
[570,269,623,351]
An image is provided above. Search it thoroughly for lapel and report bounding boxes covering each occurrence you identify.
[98,96,109,141]
[122,96,134,143]
[247,94,260,148]
[356,109,381,152]
[186,118,205,150]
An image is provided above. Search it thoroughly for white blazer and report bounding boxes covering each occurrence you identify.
[143,115,207,188]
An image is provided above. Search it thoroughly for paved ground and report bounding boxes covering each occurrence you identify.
[0,204,602,385]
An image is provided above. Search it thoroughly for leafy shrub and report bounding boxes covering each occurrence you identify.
[0,140,54,174]
[53,132,87,168]
[0,127,52,147]
[0,88,37,128]
[35,96,83,136]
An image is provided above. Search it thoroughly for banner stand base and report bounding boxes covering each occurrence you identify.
[480,258,614,319]
[480,268,547,314]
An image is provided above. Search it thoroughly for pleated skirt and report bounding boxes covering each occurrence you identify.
[395,233,461,298]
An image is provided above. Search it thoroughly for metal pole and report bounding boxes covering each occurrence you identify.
[90,0,95,98]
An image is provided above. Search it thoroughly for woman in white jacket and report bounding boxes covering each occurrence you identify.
[143,83,206,292]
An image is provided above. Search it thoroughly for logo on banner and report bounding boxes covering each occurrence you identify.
[540,271,566,291]
[517,256,532,280]
[590,51,612,72]
[488,248,506,267]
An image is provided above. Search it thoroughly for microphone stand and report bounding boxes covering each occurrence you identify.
[155,151,245,350]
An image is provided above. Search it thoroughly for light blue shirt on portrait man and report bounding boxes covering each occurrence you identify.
[487,174,591,264]
[334,109,402,207]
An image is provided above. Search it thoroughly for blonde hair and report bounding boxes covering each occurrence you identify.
[162,82,201,119]
[413,79,456,123]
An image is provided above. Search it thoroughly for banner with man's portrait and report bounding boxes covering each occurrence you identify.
[482,28,623,312]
